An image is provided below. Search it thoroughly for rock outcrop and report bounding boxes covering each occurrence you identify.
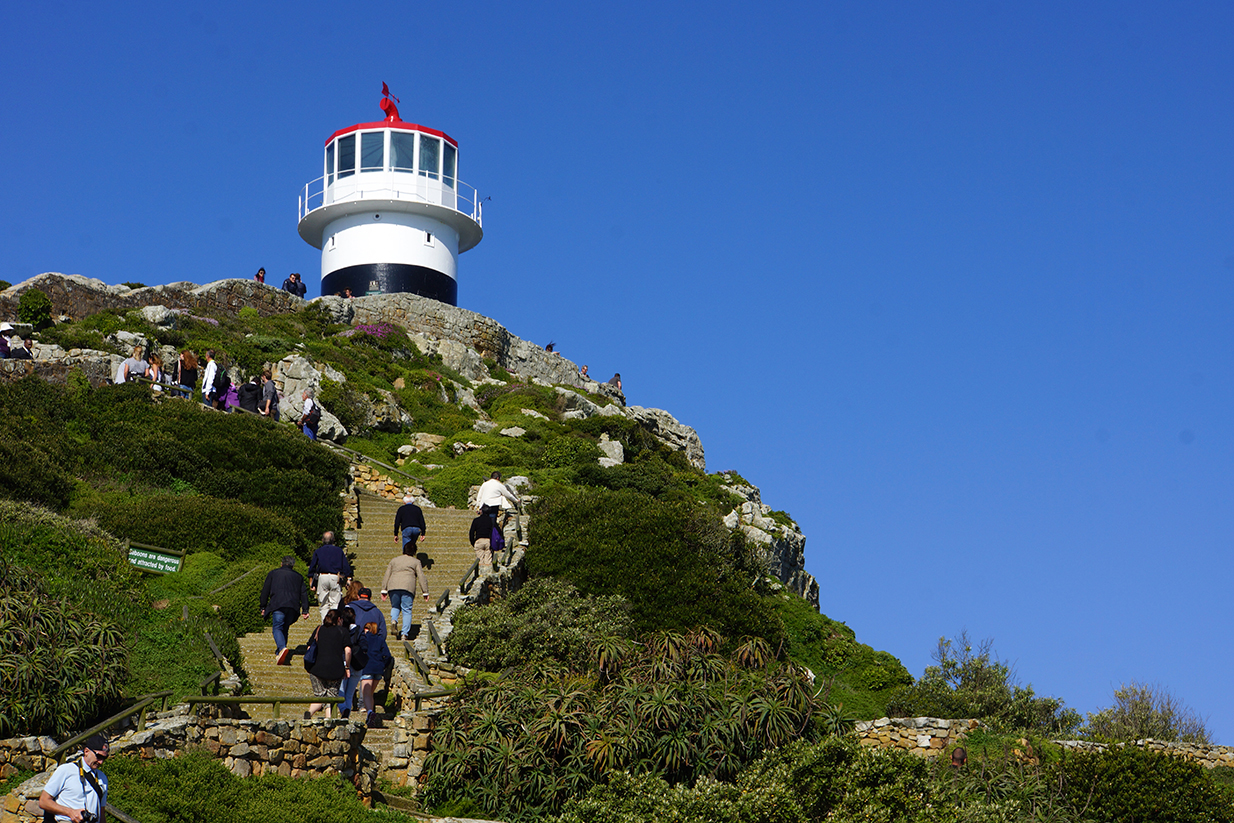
[722,475,819,609]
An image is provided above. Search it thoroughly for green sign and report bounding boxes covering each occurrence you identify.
[128,544,183,574]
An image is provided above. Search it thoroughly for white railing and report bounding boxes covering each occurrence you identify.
[298,172,483,227]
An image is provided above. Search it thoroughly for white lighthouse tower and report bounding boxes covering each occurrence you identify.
[297,87,483,305]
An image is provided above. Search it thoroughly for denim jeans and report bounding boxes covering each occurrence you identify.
[401,526,421,549]
[338,672,357,712]
[388,589,414,638]
[271,608,297,652]
[302,424,317,440]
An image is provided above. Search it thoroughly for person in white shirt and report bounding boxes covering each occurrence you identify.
[476,471,520,539]
[39,734,109,823]
[200,350,219,409]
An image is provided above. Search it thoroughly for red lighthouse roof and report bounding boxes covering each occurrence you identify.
[325,86,458,147]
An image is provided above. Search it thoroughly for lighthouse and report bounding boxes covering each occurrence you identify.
[297,87,483,305]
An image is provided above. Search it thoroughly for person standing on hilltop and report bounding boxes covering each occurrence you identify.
[118,345,148,382]
[298,388,321,439]
[606,372,622,391]
[259,555,310,666]
[260,368,280,420]
[254,267,266,284]
[308,531,352,621]
[237,374,262,413]
[175,349,198,399]
[394,493,428,551]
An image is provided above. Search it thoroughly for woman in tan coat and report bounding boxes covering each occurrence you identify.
[380,543,429,641]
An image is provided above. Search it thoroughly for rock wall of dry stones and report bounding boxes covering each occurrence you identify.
[854,717,1234,769]
[0,273,303,322]
[1053,738,1234,768]
[855,717,978,756]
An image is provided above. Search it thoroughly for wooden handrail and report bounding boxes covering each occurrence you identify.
[459,560,479,593]
[401,640,433,682]
[434,588,450,612]
[51,691,173,763]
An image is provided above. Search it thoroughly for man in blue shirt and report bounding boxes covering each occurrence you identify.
[39,734,109,822]
[308,531,352,620]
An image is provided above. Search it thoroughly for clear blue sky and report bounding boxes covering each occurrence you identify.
[4,2,1231,742]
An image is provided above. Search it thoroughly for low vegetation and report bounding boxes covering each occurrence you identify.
[421,629,823,820]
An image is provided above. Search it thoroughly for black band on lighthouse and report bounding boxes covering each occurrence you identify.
[322,264,458,306]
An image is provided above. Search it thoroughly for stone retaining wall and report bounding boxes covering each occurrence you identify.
[855,717,1234,769]
[1,714,377,823]
[1053,738,1234,768]
[855,717,978,756]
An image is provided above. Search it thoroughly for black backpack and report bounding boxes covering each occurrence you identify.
[349,625,368,670]
[306,400,322,426]
[213,366,231,396]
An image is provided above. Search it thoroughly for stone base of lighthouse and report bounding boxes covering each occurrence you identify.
[322,263,458,306]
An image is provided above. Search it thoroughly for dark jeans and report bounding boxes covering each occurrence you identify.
[271,608,298,652]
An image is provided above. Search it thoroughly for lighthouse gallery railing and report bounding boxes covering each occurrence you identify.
[298,172,483,227]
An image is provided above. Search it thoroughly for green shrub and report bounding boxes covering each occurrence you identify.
[0,437,75,509]
[17,288,53,330]
[885,631,1081,734]
[528,487,784,645]
[0,563,129,738]
[774,594,911,719]
[1060,746,1234,823]
[106,751,416,823]
[540,434,602,469]
[1083,681,1211,744]
[121,282,148,290]
[0,280,10,291]
[447,578,632,670]
[422,627,822,820]
[319,377,370,435]
[0,500,146,630]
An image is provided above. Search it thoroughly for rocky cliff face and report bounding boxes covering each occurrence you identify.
[0,272,816,607]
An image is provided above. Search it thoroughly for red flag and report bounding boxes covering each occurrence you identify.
[382,82,390,97]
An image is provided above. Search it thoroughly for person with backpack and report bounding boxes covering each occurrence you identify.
[298,388,322,439]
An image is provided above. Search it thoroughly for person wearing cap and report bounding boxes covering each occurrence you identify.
[39,733,109,822]
[0,322,13,358]
[308,531,352,621]
[393,493,427,550]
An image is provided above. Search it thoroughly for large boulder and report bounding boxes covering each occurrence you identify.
[624,406,706,471]
[274,354,348,442]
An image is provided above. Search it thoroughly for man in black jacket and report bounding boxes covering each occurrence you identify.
[260,556,309,665]
[394,494,428,551]
[469,511,494,573]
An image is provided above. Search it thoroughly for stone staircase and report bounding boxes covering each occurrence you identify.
[235,490,496,772]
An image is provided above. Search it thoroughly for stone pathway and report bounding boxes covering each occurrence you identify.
[235,490,490,777]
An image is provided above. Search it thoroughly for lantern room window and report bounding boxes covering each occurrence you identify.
[391,132,416,172]
[361,131,384,172]
[420,136,440,181]
[338,134,356,179]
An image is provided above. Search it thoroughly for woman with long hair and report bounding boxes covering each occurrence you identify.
[305,608,351,719]
[175,350,198,399]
